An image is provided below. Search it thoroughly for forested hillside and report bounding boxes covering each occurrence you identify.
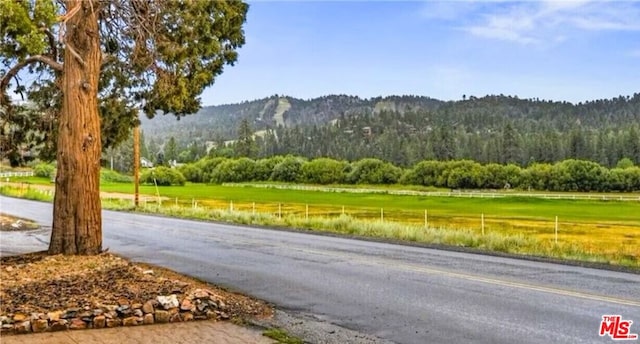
[140,93,640,168]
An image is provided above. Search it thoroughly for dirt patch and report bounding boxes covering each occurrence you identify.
[0,214,40,231]
[0,251,272,322]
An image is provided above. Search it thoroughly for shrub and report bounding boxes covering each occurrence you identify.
[347,158,402,184]
[178,163,204,183]
[209,158,256,183]
[301,158,347,184]
[271,156,305,182]
[609,167,640,192]
[551,159,608,192]
[400,160,444,186]
[140,166,186,186]
[195,157,227,182]
[482,163,522,189]
[33,163,55,178]
[616,158,635,169]
[445,160,485,189]
[255,156,285,181]
[100,169,133,183]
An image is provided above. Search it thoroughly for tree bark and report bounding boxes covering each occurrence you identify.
[134,125,140,208]
[49,0,102,255]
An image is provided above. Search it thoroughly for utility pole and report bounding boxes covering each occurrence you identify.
[133,125,140,208]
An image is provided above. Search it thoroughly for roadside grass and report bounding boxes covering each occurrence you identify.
[263,328,304,344]
[1,176,51,185]
[1,182,638,268]
[0,185,52,202]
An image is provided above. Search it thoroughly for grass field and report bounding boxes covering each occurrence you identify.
[3,177,639,267]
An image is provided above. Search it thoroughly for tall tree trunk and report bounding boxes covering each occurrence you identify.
[49,0,102,255]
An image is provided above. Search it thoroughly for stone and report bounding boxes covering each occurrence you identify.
[182,312,194,322]
[62,308,79,319]
[193,289,208,299]
[133,309,143,317]
[175,280,189,289]
[50,320,68,332]
[93,309,104,317]
[13,313,27,322]
[218,300,227,310]
[116,305,132,316]
[14,321,30,333]
[194,315,207,320]
[206,311,216,319]
[143,313,154,325]
[219,312,230,320]
[131,303,143,310]
[105,305,118,312]
[117,298,130,306]
[5,266,13,272]
[69,318,86,330]
[180,299,193,311]
[47,311,61,322]
[106,318,121,328]
[196,302,208,313]
[169,313,182,323]
[32,319,48,333]
[142,301,155,314]
[123,317,138,326]
[2,323,14,331]
[157,295,179,310]
[143,270,154,275]
[155,310,170,323]
[93,315,106,329]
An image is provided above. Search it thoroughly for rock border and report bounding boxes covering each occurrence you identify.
[1,289,229,335]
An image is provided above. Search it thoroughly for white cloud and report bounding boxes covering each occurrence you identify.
[467,25,538,44]
[458,1,640,45]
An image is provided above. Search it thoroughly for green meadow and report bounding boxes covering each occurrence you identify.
[3,178,639,268]
[100,183,640,223]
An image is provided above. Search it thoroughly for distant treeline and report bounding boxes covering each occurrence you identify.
[174,156,640,192]
[142,94,640,169]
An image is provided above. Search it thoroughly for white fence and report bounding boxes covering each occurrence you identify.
[0,171,34,178]
[224,183,640,202]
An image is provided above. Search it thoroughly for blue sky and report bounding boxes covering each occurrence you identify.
[202,1,640,105]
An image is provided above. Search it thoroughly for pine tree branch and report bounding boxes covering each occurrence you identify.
[0,56,64,105]
[41,28,59,61]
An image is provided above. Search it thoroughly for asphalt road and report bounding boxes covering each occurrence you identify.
[1,196,639,344]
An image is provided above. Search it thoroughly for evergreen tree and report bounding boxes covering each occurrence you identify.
[235,118,257,158]
[0,0,248,254]
[501,122,521,164]
[165,137,178,163]
[625,125,640,164]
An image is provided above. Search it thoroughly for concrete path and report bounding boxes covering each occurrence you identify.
[1,321,275,344]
